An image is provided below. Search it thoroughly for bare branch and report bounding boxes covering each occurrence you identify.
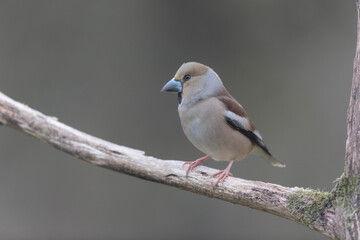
[0,91,337,238]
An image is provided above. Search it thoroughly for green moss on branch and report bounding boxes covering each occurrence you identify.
[287,174,360,230]
[287,188,332,226]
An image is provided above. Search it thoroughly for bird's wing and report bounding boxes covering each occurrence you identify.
[216,94,271,156]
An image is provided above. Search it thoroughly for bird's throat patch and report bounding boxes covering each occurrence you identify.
[178,92,183,104]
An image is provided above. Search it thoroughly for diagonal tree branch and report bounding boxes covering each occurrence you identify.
[0,91,337,238]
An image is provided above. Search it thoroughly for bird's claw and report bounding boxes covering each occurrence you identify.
[183,161,202,176]
[183,156,210,177]
[213,170,233,186]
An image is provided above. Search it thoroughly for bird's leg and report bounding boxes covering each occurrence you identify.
[213,160,234,186]
[183,155,210,176]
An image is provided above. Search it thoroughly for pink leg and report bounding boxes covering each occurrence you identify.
[213,160,234,186]
[183,156,210,176]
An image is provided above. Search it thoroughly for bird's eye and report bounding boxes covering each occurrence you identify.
[183,75,191,81]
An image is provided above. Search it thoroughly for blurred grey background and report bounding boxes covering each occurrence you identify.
[0,0,355,239]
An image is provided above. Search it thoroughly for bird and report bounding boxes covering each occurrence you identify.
[161,62,285,186]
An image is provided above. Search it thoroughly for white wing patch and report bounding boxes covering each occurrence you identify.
[253,130,263,140]
[225,111,263,140]
[225,111,251,130]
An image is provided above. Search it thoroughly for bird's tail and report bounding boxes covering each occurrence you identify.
[252,146,286,167]
[265,155,286,167]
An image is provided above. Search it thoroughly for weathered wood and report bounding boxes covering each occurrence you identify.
[338,0,360,239]
[0,91,336,238]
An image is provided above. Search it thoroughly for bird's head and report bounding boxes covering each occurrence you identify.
[161,62,223,103]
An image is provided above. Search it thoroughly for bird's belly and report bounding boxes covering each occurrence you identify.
[179,99,253,161]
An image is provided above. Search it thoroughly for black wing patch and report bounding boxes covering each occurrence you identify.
[225,116,272,156]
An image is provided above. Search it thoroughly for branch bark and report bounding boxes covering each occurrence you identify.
[338,0,360,238]
[0,90,336,238]
[1,2,360,239]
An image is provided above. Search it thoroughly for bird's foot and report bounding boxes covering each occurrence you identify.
[213,170,233,186]
[183,155,210,176]
[212,160,234,186]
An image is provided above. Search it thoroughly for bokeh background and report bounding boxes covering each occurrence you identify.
[0,0,356,239]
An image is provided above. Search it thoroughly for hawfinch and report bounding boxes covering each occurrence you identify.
[161,62,285,186]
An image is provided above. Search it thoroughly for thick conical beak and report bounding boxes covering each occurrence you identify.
[161,78,182,93]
